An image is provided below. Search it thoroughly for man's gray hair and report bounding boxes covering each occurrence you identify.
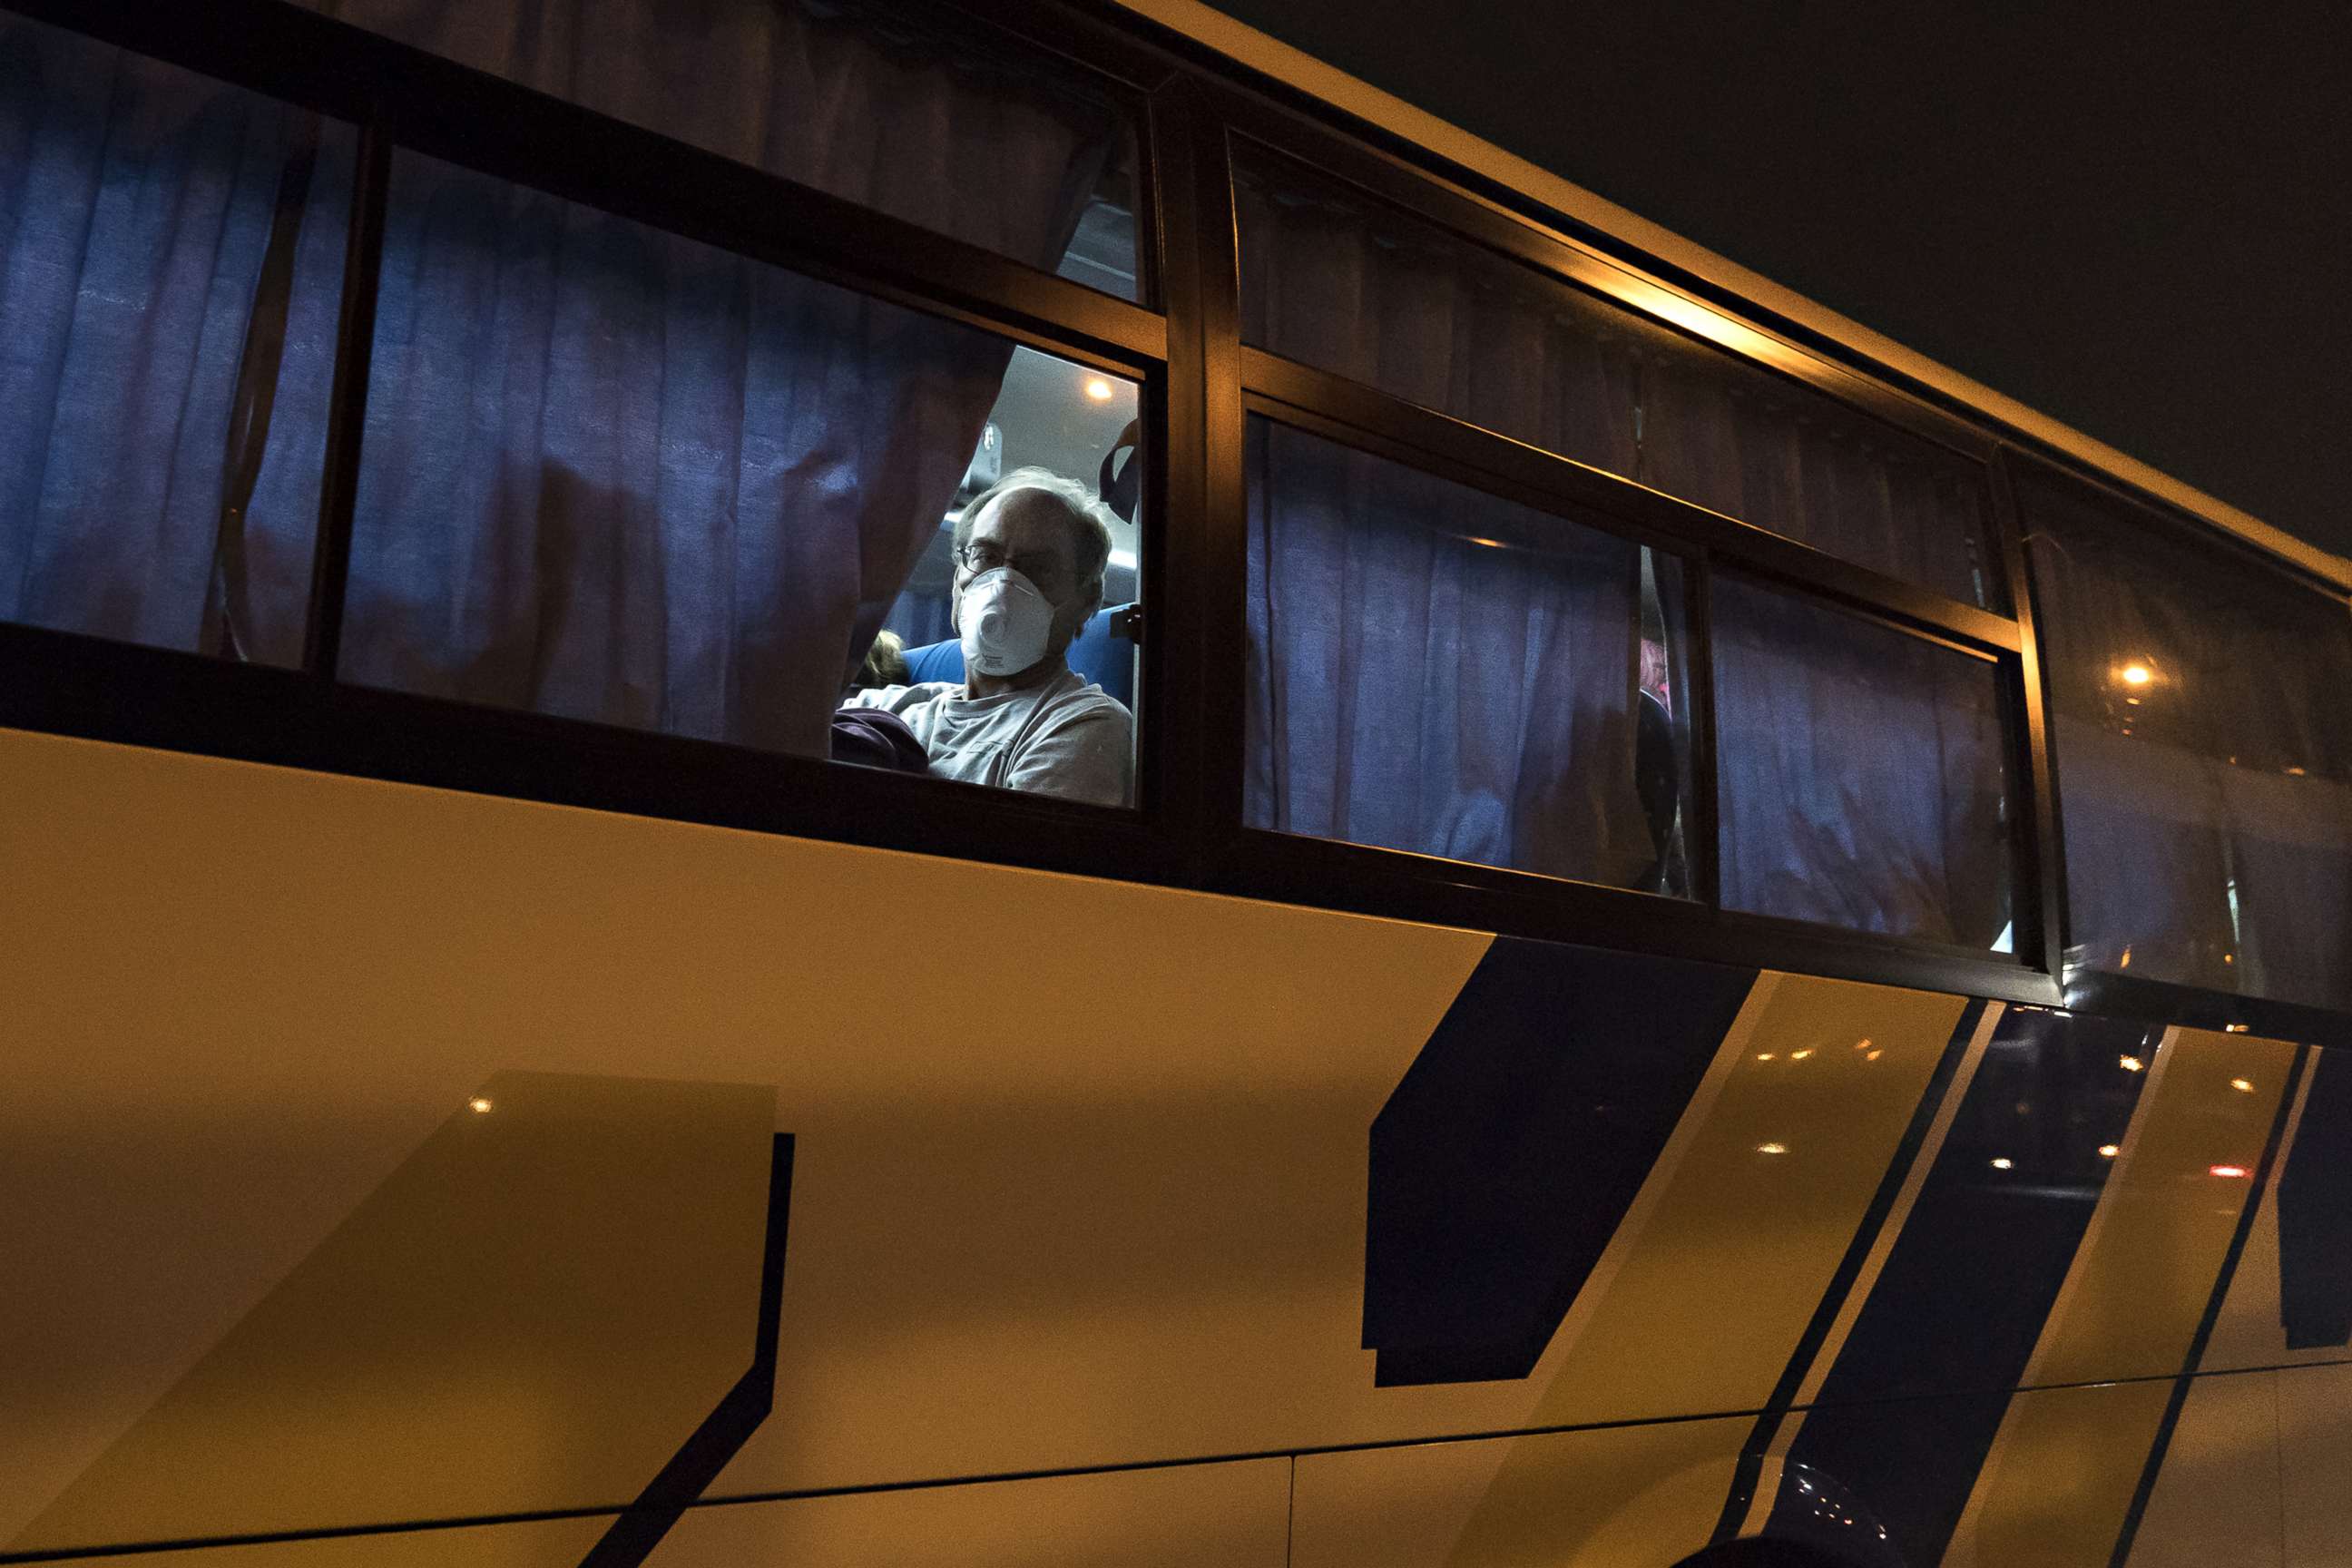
[954,466,1118,612]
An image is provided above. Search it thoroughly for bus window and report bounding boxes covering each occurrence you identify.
[1711,574,2012,946]
[2023,470,2352,1009]
[1233,142,2000,610]
[0,17,357,665]
[1245,416,1690,896]
[285,0,1145,303]
[339,152,1139,806]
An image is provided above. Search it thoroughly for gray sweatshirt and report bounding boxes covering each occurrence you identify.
[842,668,1132,807]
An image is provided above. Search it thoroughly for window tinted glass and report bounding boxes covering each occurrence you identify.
[0,17,354,664]
[295,0,1144,301]
[2024,473,2352,1008]
[1233,144,1999,609]
[1246,416,1692,893]
[343,153,1138,806]
[1712,576,2011,945]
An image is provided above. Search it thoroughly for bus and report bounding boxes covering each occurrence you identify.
[5,1,2350,1564]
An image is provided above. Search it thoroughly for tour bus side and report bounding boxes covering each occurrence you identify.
[3,1,2351,1566]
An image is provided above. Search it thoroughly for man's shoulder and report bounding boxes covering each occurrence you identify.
[1034,674,1133,730]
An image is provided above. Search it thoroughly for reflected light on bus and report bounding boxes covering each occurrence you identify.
[2120,1054,2145,1073]
[1629,283,1759,358]
[1791,1048,1813,1060]
[2231,1077,2255,1093]
[1757,1142,1788,1155]
[1757,1053,1776,1062]
[2210,1164,2250,1180]
[1865,1049,1883,1062]
[1083,376,1115,402]
[467,1096,495,1114]
[2098,1144,2121,1159]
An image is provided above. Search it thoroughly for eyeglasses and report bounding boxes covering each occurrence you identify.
[955,542,1069,590]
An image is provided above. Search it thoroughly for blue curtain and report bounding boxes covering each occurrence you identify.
[336,156,1036,755]
[1,2,1114,758]
[294,0,1124,282]
[2025,473,2352,1009]
[1234,142,1998,610]
[1711,576,2010,945]
[1641,363,1997,611]
[1237,150,2010,930]
[1245,417,1656,887]
[0,22,350,664]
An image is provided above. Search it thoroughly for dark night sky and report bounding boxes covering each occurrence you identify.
[1208,0,2352,560]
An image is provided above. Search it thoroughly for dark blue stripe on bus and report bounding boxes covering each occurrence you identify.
[1362,936,1757,1386]
[578,1133,794,1568]
[2279,1045,2352,1349]
[1766,1007,2160,1563]
[1714,1000,1987,1544]
[2108,1044,2308,1568]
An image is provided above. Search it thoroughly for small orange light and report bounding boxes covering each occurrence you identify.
[1757,1053,1776,1062]
[2225,1024,2250,1034]
[2230,1077,2254,1093]
[1757,1142,1788,1156]
[1854,1038,1874,1052]
[2120,946,2132,969]
[1865,1049,1884,1062]
[1990,1157,2014,1171]
[1791,1048,1814,1061]
[2121,663,2152,687]
[2120,1055,2144,1073]
[2098,1144,2120,1158]
[1083,377,1115,402]
[467,1097,494,1114]
[2210,1164,2249,1180]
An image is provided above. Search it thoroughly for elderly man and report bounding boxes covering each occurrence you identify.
[845,467,1133,806]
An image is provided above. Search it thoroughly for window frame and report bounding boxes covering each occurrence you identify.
[0,0,1187,880]
[4,0,2347,1039]
[1200,100,2051,1000]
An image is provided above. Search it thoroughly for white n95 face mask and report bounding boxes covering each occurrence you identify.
[956,567,1055,677]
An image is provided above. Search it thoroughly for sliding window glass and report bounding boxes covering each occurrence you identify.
[0,17,355,663]
[1246,417,1691,894]
[2024,471,2352,1009]
[342,154,1141,808]
[289,0,1146,301]
[1711,577,2012,946]
[1233,143,2000,610]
